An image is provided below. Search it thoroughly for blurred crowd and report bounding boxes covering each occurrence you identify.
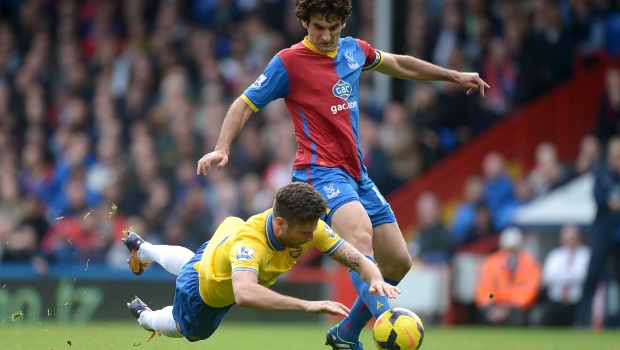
[0,0,619,281]
[409,64,620,327]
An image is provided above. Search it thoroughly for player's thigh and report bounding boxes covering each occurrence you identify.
[357,178,396,227]
[372,222,411,270]
[330,200,373,254]
[357,179,411,275]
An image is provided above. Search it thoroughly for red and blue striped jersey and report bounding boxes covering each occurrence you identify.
[241,36,384,180]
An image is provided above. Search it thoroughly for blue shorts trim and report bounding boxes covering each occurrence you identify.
[292,166,396,227]
[172,241,234,342]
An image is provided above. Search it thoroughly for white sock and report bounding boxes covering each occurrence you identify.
[138,306,183,338]
[137,243,194,276]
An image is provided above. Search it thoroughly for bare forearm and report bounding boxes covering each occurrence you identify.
[357,257,385,285]
[383,54,457,82]
[214,97,254,154]
[235,283,310,312]
[330,242,383,285]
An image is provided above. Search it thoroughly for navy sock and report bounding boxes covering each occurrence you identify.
[337,256,399,342]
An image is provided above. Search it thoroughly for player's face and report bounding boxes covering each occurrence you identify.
[303,14,345,53]
[280,220,317,248]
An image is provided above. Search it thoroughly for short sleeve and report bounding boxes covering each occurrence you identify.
[242,55,290,112]
[355,39,384,71]
[230,240,263,275]
[313,221,344,255]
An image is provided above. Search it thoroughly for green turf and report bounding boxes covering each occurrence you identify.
[0,321,618,350]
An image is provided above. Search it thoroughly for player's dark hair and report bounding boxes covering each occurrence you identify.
[293,0,352,24]
[273,182,327,227]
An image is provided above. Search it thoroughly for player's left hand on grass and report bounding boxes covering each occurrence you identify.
[455,72,490,97]
[369,282,401,299]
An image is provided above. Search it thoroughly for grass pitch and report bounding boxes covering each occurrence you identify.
[0,321,618,350]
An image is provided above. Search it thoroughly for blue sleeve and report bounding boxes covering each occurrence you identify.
[242,55,290,111]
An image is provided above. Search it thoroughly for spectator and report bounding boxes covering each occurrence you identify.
[475,227,541,326]
[517,0,575,104]
[494,178,535,230]
[527,142,571,197]
[575,136,620,327]
[431,1,465,69]
[2,222,39,262]
[480,36,517,123]
[378,101,422,188]
[435,47,479,150]
[464,202,496,245]
[406,85,444,169]
[594,66,620,149]
[539,224,590,326]
[605,7,620,56]
[567,0,606,59]
[451,173,485,245]
[569,134,602,178]
[482,152,514,219]
[411,191,452,264]
[359,113,395,193]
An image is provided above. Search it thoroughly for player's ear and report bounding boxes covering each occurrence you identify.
[302,20,308,29]
[275,216,286,229]
[341,21,346,29]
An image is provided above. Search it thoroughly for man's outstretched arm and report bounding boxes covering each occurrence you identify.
[196,97,255,175]
[231,270,351,316]
[375,52,490,96]
[328,241,400,298]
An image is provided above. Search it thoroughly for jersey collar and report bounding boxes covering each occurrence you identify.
[302,36,338,58]
[265,212,285,251]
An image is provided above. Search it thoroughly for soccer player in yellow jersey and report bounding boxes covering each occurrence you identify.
[123,182,400,343]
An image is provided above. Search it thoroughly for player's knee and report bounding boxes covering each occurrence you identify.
[347,230,373,255]
[380,253,412,280]
[400,253,413,271]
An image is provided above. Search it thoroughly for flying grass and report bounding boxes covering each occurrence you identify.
[109,203,118,217]
[8,310,23,322]
[122,227,136,237]
[0,322,618,350]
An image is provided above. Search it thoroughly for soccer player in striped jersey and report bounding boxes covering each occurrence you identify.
[197,1,489,348]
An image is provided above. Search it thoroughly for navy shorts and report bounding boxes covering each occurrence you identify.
[292,166,396,227]
[172,241,234,342]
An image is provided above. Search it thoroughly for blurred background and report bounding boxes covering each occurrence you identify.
[0,0,620,330]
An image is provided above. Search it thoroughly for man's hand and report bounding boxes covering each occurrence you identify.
[454,72,490,97]
[369,282,401,299]
[304,301,351,317]
[196,150,228,175]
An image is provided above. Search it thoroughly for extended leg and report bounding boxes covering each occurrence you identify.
[327,203,410,346]
[334,219,412,343]
[123,231,194,276]
[128,297,183,338]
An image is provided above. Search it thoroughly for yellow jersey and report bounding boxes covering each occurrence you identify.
[194,209,344,307]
